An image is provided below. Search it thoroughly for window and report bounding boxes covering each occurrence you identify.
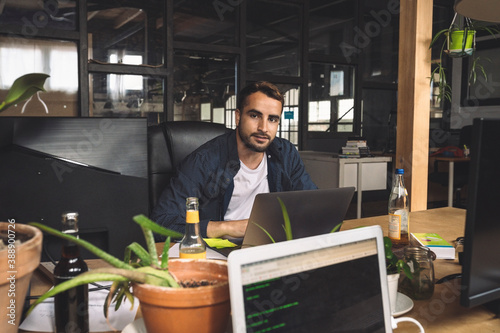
[308,62,355,134]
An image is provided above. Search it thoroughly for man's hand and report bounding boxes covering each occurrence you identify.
[207,219,248,238]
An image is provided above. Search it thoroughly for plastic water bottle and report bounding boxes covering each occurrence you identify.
[388,169,410,245]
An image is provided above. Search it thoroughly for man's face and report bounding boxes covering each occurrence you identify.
[236,92,282,153]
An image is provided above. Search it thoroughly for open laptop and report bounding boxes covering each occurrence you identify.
[227,225,394,333]
[212,187,355,257]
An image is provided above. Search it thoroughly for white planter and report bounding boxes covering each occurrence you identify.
[387,273,400,314]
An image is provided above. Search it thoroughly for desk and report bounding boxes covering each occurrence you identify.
[343,207,500,332]
[300,151,392,218]
[430,156,470,207]
[25,208,500,333]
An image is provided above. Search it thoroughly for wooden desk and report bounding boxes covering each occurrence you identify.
[430,156,470,207]
[344,207,500,332]
[25,208,500,333]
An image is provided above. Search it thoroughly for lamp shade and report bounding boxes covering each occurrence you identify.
[455,0,500,23]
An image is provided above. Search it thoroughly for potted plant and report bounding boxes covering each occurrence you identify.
[27,215,231,333]
[0,222,43,333]
[429,13,498,103]
[0,73,49,112]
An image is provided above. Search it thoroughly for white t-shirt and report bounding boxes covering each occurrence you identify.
[224,156,270,221]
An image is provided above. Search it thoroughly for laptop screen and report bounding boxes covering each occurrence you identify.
[228,226,391,333]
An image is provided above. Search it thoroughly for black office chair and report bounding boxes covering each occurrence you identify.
[428,125,471,207]
[147,121,230,212]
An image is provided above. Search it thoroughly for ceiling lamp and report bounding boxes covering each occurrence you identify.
[455,0,500,23]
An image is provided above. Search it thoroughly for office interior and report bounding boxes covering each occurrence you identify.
[2,0,496,216]
[3,1,500,332]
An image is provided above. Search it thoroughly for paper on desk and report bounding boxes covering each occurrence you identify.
[20,282,139,332]
[168,242,227,260]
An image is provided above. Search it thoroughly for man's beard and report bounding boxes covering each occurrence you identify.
[238,129,271,153]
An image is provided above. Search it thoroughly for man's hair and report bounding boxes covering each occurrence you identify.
[237,81,284,111]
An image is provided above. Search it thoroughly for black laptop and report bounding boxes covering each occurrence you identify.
[212,187,355,256]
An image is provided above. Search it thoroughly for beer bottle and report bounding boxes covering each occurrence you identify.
[53,212,89,333]
[179,197,206,259]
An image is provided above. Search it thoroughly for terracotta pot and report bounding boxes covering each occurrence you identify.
[133,259,230,333]
[0,222,43,333]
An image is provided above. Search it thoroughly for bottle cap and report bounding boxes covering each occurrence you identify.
[61,212,79,232]
[62,212,79,222]
[395,168,404,174]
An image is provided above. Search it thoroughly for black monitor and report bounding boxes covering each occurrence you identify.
[0,117,149,261]
[460,117,500,314]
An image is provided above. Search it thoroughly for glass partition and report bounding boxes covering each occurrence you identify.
[308,63,355,133]
[0,36,78,117]
[246,0,301,76]
[173,51,236,123]
[173,0,237,46]
[87,1,165,66]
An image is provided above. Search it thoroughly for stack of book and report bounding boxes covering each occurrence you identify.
[340,139,371,158]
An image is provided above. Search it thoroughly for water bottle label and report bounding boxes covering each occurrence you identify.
[388,213,401,240]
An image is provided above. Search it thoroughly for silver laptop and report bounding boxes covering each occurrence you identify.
[213,187,355,256]
[227,225,393,333]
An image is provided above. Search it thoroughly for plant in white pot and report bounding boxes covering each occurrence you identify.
[384,237,413,314]
[27,215,230,333]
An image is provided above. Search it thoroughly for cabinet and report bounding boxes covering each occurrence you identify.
[299,151,392,218]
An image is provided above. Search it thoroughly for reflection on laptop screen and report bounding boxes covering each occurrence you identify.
[229,227,391,333]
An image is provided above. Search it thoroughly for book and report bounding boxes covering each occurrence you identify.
[411,233,455,259]
[345,140,367,148]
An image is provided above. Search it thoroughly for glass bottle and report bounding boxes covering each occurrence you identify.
[53,212,89,333]
[388,168,410,245]
[179,197,206,259]
[398,246,435,300]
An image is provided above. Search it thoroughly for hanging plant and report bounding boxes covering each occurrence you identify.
[429,13,498,103]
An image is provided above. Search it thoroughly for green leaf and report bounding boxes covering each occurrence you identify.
[161,236,171,269]
[137,266,179,288]
[330,222,343,233]
[26,271,135,317]
[133,214,183,239]
[140,225,158,265]
[125,242,151,266]
[277,197,293,241]
[0,73,49,112]
[253,221,276,243]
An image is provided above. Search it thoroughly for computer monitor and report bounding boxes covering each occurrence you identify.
[460,117,500,314]
[0,117,149,261]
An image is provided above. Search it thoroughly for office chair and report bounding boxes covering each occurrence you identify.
[147,121,230,212]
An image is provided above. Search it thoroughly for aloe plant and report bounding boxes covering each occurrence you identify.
[0,73,50,112]
[27,214,183,317]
